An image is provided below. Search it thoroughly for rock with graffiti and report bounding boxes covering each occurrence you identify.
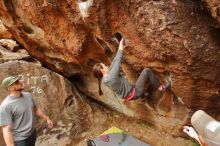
[0,60,92,146]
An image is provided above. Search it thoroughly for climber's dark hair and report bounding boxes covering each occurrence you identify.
[93,63,104,96]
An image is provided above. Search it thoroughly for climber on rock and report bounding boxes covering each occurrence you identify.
[92,38,171,103]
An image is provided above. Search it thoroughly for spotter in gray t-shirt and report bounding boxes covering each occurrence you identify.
[0,92,36,141]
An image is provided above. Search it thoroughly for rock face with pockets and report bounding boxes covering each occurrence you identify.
[0,0,219,136]
[0,61,93,146]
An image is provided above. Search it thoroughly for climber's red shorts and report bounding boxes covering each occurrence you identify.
[124,87,136,102]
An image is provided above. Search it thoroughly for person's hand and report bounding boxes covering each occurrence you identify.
[119,38,128,50]
[119,38,124,50]
[46,118,53,129]
[183,126,199,140]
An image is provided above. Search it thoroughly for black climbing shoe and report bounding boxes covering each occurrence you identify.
[161,81,171,93]
[162,71,172,93]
